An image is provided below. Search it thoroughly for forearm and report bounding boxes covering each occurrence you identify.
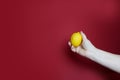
[85,48,120,73]
[69,31,120,73]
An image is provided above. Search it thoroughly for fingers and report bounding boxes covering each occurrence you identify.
[81,31,87,41]
[80,31,89,50]
[71,45,76,52]
[68,41,86,56]
[71,45,86,56]
[80,31,95,50]
[68,41,77,52]
[68,41,71,46]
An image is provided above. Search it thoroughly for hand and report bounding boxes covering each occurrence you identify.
[68,32,120,73]
[68,31,97,57]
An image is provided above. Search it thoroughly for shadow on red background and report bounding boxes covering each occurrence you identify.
[0,0,120,80]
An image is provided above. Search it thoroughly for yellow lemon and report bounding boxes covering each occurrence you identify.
[70,32,82,47]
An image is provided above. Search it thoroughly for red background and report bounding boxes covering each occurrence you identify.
[0,0,120,80]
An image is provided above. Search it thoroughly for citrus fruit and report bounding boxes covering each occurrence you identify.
[70,32,82,47]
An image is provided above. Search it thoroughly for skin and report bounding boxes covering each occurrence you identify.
[68,31,120,73]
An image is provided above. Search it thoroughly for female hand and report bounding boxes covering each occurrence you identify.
[68,31,97,57]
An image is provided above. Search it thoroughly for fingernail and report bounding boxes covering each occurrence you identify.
[68,42,71,46]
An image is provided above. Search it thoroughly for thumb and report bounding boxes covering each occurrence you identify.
[80,31,95,50]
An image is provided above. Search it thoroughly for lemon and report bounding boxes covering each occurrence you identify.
[70,32,82,47]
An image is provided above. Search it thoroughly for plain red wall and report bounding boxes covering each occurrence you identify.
[0,0,120,80]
